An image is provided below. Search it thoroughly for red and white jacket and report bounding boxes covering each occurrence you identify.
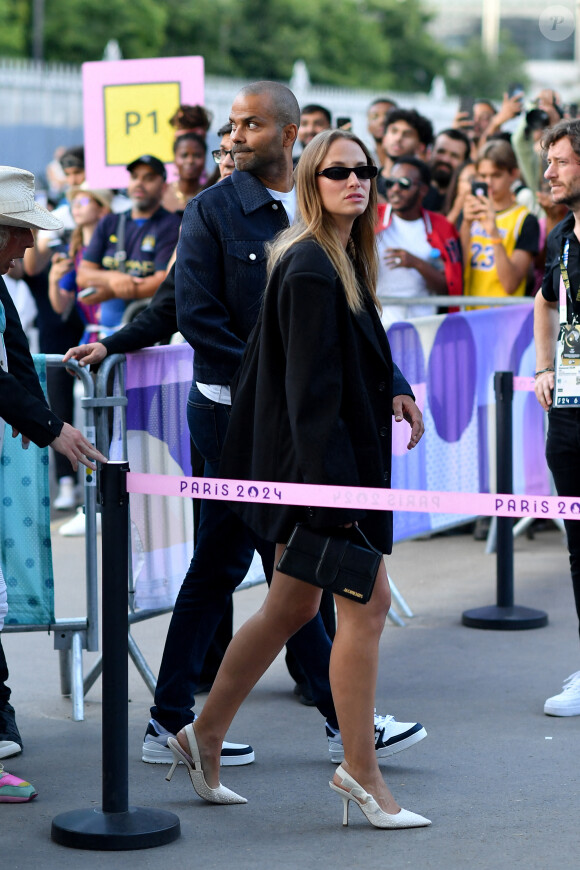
[376,204,463,302]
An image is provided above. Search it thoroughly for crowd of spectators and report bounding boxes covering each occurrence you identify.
[1,88,573,518]
[3,82,580,806]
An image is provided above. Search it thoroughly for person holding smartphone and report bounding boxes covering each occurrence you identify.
[460,139,539,302]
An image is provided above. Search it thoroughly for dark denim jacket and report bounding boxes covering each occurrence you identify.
[175,169,289,385]
[175,168,412,397]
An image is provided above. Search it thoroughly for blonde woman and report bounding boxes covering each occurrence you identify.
[166,130,429,829]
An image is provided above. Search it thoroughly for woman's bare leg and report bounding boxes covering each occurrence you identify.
[329,559,400,812]
[179,543,321,787]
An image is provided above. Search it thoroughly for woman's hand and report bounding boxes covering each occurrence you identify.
[393,394,424,450]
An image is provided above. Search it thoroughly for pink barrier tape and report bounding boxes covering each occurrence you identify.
[513,376,535,392]
[126,472,580,521]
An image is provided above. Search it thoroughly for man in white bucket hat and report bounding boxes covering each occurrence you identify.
[0,166,106,799]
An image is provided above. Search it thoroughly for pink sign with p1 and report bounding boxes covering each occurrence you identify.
[82,56,204,189]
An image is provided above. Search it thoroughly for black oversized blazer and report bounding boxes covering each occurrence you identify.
[219,239,413,554]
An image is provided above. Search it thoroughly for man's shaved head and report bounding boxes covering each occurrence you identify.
[236,81,300,129]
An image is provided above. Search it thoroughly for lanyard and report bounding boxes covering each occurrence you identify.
[559,239,575,324]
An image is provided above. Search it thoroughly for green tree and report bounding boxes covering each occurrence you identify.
[159,0,447,91]
[444,33,529,100]
[41,0,168,63]
[361,0,448,91]
[3,0,448,93]
[0,0,28,57]
[161,0,233,71]
[225,0,387,85]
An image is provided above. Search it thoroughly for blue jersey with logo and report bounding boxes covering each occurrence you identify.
[84,207,181,327]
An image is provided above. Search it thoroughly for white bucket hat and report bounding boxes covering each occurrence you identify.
[0,166,63,230]
[66,182,113,211]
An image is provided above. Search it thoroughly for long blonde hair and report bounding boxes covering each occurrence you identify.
[267,129,379,313]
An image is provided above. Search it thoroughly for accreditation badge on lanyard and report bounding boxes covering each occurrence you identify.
[555,239,580,406]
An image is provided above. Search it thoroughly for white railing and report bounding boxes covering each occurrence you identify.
[0,58,460,140]
[0,58,83,127]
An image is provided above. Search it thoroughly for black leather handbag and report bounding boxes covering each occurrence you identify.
[276,523,382,604]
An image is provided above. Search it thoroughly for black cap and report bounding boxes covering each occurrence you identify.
[126,155,167,180]
[61,146,85,170]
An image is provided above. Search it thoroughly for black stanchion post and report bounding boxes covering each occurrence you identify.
[51,461,180,850]
[462,372,548,630]
[101,459,130,814]
[496,370,514,608]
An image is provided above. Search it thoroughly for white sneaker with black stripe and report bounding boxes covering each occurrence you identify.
[327,710,427,763]
[142,718,255,766]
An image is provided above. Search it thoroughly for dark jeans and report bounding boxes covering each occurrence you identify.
[190,436,233,688]
[546,407,580,640]
[151,383,337,734]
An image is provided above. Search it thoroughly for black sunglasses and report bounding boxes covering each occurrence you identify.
[212,149,233,164]
[384,177,416,190]
[316,165,378,181]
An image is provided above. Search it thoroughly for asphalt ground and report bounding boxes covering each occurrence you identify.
[2,514,578,869]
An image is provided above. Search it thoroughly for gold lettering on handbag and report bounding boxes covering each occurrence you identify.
[343,588,363,599]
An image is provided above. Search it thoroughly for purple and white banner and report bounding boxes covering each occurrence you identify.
[123,304,547,611]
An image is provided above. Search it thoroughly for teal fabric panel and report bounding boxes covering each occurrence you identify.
[0,355,55,625]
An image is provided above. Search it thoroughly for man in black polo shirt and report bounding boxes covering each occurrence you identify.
[534,119,580,716]
[77,155,180,330]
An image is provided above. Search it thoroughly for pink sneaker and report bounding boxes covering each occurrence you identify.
[0,764,38,802]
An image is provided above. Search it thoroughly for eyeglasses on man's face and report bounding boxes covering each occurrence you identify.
[212,149,234,164]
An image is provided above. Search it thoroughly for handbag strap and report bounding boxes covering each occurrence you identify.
[349,524,381,555]
[315,536,349,587]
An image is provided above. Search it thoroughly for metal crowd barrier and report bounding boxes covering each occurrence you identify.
[3,355,101,722]
[75,352,194,700]
[378,294,533,309]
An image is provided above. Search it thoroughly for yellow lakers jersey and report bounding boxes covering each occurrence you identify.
[465,204,530,298]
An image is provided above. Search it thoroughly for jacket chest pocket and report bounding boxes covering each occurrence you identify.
[226,240,267,275]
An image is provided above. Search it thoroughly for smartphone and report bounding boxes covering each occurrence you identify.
[78,287,97,299]
[507,83,524,115]
[471,180,488,198]
[508,83,525,99]
[459,96,475,120]
[336,117,352,130]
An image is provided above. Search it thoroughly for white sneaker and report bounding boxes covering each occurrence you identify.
[544,671,580,716]
[53,477,77,510]
[327,710,427,763]
[142,719,255,766]
[58,507,101,537]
